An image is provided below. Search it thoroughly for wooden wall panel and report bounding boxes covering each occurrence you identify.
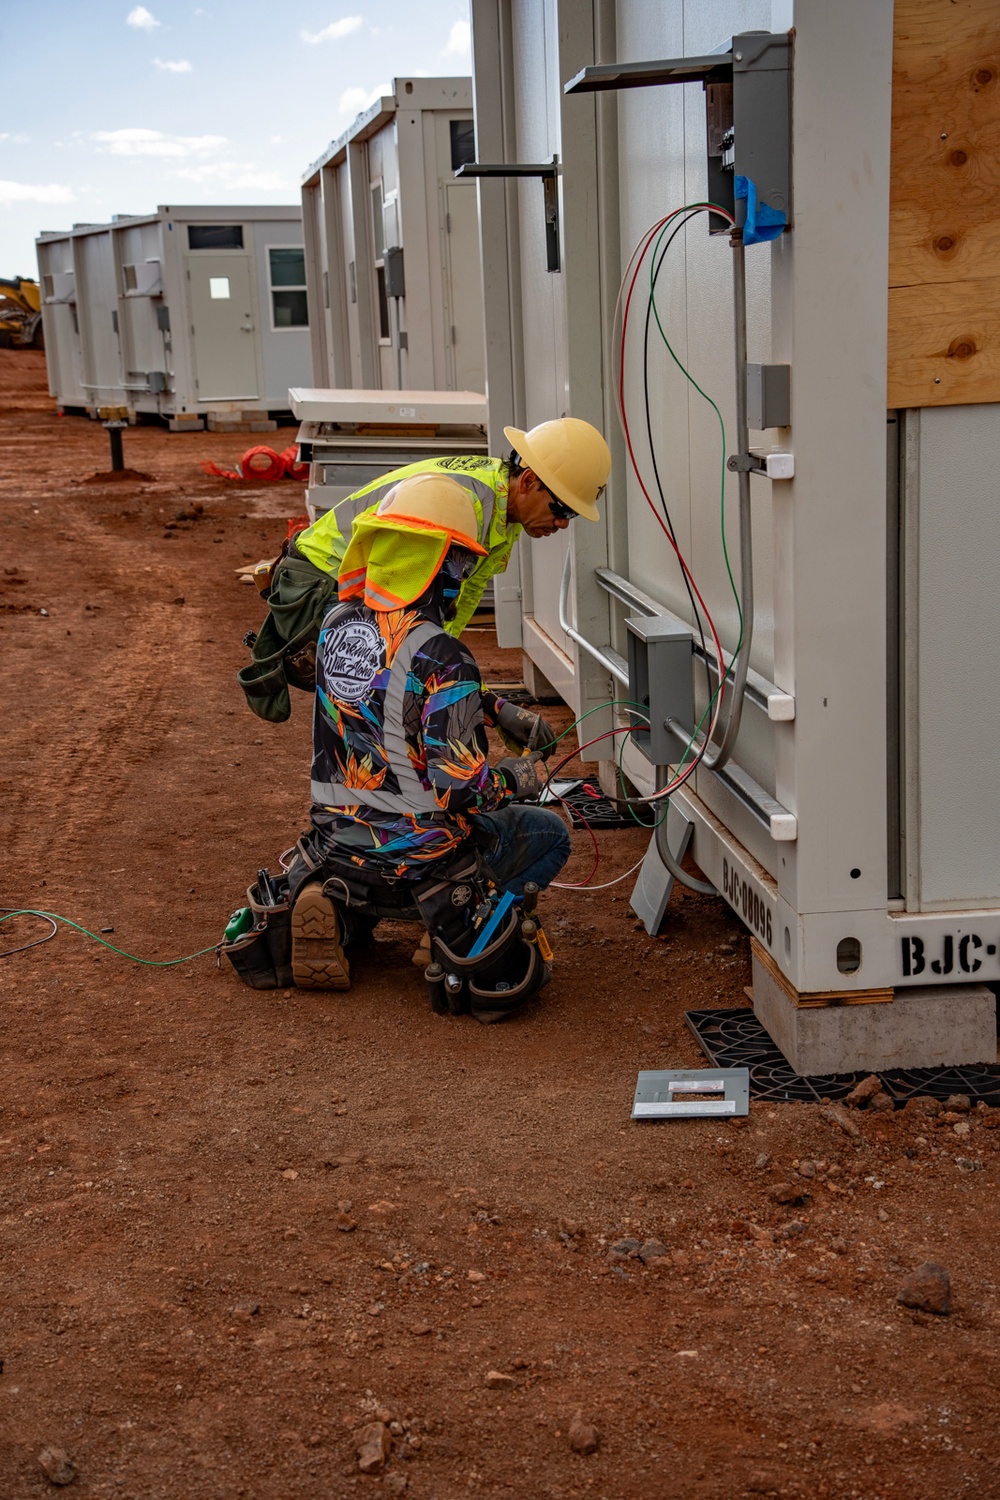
[888,0,1000,407]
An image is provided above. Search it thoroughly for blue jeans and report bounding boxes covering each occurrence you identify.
[473,805,571,897]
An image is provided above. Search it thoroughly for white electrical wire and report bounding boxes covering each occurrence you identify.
[551,854,646,893]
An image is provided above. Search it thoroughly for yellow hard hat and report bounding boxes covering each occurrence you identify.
[503,417,611,522]
[374,472,488,554]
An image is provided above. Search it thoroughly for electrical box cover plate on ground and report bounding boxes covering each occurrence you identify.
[632,1067,750,1118]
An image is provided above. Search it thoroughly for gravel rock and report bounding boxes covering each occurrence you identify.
[953,1120,971,1137]
[945,1094,971,1113]
[955,1156,984,1173]
[485,1370,516,1390]
[868,1092,895,1114]
[905,1095,942,1117]
[897,1262,952,1316]
[770,1182,809,1206]
[755,1152,770,1169]
[37,1448,76,1486]
[383,1475,408,1495]
[821,1104,861,1139]
[638,1239,670,1265]
[796,1160,816,1179]
[846,1075,883,1107]
[355,1421,391,1474]
[568,1413,600,1454]
[334,1212,357,1232]
[608,1237,642,1260]
[774,1219,807,1241]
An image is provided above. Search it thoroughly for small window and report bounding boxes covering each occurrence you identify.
[269,247,306,287]
[209,277,231,299]
[268,247,308,329]
[123,264,138,292]
[450,118,476,172]
[188,224,243,250]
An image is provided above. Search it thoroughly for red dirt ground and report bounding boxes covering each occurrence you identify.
[2,348,1000,1500]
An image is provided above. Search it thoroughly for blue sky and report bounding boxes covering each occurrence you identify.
[0,2,471,275]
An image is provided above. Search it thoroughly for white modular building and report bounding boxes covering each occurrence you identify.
[468,0,1000,1069]
[36,205,311,429]
[300,77,486,397]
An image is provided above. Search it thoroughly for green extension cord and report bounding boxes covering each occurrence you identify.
[0,908,219,966]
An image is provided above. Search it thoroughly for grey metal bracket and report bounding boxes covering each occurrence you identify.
[455,156,560,271]
[630,804,694,934]
[632,1067,750,1119]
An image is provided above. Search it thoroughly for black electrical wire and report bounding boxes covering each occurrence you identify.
[641,210,715,717]
[0,907,59,958]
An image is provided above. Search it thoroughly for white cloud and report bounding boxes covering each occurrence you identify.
[0,180,75,206]
[92,128,226,157]
[154,57,193,72]
[172,162,290,190]
[301,15,362,45]
[338,82,389,117]
[442,18,471,60]
[0,132,30,144]
[126,5,160,29]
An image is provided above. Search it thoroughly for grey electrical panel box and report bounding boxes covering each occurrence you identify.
[564,30,791,237]
[626,615,694,765]
[747,362,790,428]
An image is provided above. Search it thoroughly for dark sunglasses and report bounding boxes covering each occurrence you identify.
[547,493,577,522]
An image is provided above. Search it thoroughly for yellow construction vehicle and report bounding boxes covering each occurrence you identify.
[0,276,43,349]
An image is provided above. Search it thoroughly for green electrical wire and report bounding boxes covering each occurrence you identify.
[647,212,745,685]
[0,908,219,966]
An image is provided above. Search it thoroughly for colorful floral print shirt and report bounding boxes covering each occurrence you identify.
[309,600,511,876]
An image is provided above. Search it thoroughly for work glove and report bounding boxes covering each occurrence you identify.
[497,751,546,803]
[484,695,557,760]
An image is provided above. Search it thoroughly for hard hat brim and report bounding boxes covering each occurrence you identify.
[504,425,601,522]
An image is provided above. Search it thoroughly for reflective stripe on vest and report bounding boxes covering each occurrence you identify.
[311,618,443,815]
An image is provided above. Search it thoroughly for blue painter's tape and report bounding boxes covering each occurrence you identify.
[734,175,787,245]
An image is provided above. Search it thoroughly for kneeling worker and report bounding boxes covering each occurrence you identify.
[239,417,611,722]
[285,472,571,999]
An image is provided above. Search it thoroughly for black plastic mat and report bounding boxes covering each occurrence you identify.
[541,777,655,830]
[685,1005,1000,1106]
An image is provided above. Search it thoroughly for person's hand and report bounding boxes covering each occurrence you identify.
[494,701,558,759]
[497,751,545,802]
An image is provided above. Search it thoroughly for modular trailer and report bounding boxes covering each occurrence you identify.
[301,78,485,398]
[468,0,1000,1065]
[37,205,311,428]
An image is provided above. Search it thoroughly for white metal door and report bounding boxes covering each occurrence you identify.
[186,254,260,400]
[443,182,486,392]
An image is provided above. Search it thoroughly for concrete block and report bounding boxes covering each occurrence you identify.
[205,415,277,433]
[752,952,996,1075]
[168,416,204,432]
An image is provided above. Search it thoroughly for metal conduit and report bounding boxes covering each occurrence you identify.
[557,547,629,686]
[653,764,716,895]
[702,231,754,771]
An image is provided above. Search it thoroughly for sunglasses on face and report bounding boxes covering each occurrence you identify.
[547,493,577,522]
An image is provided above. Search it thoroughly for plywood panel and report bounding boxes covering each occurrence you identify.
[888,279,1000,406]
[889,0,1000,406]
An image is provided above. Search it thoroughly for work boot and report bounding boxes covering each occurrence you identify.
[291,882,350,991]
[411,931,433,970]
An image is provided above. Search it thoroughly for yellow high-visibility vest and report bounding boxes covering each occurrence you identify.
[295,455,520,636]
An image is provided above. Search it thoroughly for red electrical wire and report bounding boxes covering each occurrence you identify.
[616,204,735,762]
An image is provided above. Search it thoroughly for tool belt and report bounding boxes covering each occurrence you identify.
[223,842,554,1021]
[220,872,294,990]
[236,539,337,723]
